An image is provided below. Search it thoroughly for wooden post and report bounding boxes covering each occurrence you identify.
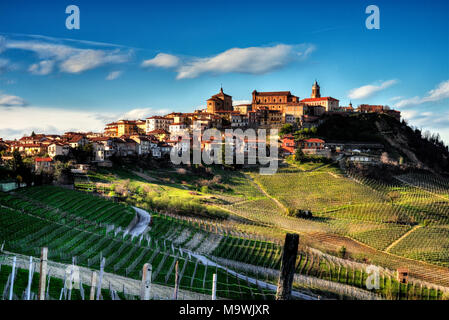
[38,247,48,300]
[211,273,217,300]
[140,263,152,300]
[173,260,179,300]
[90,271,97,300]
[276,233,299,300]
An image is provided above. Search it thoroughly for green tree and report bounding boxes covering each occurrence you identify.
[338,246,347,259]
[295,148,305,162]
[280,123,294,135]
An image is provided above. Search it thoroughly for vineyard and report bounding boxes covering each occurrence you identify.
[0,188,276,300]
[1,163,449,300]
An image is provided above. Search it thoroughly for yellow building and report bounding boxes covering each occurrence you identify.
[104,120,143,137]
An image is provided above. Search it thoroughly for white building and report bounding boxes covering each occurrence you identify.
[145,116,173,134]
[48,142,70,158]
[169,123,187,134]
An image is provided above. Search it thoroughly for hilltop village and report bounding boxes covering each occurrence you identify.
[0,81,402,171]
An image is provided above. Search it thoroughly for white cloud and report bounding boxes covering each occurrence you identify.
[119,107,170,120]
[177,44,313,79]
[0,106,169,140]
[4,38,132,75]
[401,108,449,144]
[142,53,180,68]
[395,80,449,108]
[59,49,130,74]
[142,44,315,79]
[348,79,398,100]
[0,93,27,107]
[105,70,123,80]
[28,60,54,75]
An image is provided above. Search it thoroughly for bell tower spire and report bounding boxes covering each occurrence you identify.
[311,80,321,98]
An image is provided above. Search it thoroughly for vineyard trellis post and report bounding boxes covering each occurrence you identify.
[276,233,299,300]
[96,257,106,300]
[90,271,97,300]
[211,273,217,300]
[38,247,48,300]
[26,256,33,300]
[140,263,152,300]
[9,256,16,300]
[173,260,179,300]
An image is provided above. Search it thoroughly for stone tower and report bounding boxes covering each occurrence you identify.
[311,80,321,98]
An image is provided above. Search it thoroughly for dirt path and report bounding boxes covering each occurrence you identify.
[243,173,287,212]
[132,170,159,182]
[384,225,422,253]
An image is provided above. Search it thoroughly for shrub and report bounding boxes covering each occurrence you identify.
[338,246,347,259]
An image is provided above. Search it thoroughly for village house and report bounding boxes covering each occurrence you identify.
[145,116,174,134]
[300,138,325,150]
[34,157,53,172]
[166,136,191,156]
[158,142,172,157]
[117,136,138,156]
[89,136,117,160]
[68,135,88,149]
[169,122,188,134]
[281,134,297,155]
[230,113,248,128]
[104,120,145,137]
[48,142,70,158]
[130,135,159,156]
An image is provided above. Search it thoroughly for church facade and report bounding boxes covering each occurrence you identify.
[206,88,233,113]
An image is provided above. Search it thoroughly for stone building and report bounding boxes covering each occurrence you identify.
[300,81,340,112]
[206,87,233,113]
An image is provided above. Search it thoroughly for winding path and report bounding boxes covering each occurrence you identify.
[128,206,151,236]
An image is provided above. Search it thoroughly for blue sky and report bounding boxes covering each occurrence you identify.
[0,0,448,142]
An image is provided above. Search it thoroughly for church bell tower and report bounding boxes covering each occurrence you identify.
[311,80,321,98]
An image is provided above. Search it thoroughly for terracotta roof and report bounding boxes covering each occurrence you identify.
[303,138,325,143]
[146,116,172,120]
[35,157,53,162]
[20,143,42,147]
[49,142,68,146]
[300,97,339,102]
[69,135,85,143]
[147,129,169,135]
[254,91,292,96]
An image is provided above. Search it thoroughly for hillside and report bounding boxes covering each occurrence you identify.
[316,113,449,173]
